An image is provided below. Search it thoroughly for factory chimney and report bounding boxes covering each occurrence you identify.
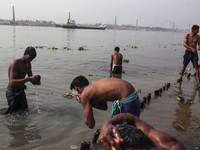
[12,6,15,25]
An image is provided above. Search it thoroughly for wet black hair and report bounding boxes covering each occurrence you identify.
[24,46,37,59]
[192,25,199,32]
[115,46,120,52]
[115,122,155,150]
[70,75,89,90]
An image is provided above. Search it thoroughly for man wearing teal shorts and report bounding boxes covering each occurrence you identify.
[111,92,140,118]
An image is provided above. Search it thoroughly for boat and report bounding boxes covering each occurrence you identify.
[61,12,106,30]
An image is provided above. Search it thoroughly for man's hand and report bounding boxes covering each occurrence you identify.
[191,47,197,54]
[97,121,123,150]
[29,75,41,85]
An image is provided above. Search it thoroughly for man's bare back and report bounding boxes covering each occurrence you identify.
[82,78,134,103]
[110,47,123,73]
[111,52,123,66]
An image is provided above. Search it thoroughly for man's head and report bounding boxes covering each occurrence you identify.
[70,75,89,103]
[115,122,155,150]
[70,75,89,90]
[192,25,199,34]
[24,46,37,60]
[114,47,120,52]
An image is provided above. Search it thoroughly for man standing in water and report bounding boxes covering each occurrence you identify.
[5,46,41,114]
[177,25,200,86]
[70,76,140,128]
[110,47,123,73]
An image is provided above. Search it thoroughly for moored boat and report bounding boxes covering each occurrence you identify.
[61,12,106,30]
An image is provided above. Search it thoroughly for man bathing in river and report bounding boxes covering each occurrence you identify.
[97,113,187,150]
[4,46,41,114]
[177,25,200,86]
[110,47,123,73]
[70,76,140,128]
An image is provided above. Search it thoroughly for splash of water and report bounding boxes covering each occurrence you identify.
[35,85,41,113]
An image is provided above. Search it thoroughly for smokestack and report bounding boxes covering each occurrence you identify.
[69,12,70,20]
[136,19,138,30]
[13,6,15,24]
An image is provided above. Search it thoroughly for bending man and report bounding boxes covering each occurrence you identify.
[70,76,140,128]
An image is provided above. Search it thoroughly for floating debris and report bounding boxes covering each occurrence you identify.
[52,92,62,97]
[123,59,129,63]
[78,46,87,51]
[87,73,97,76]
[132,46,138,49]
[63,47,71,50]
[63,92,73,99]
[35,45,46,49]
[48,46,58,50]
[135,89,142,93]
[174,121,186,131]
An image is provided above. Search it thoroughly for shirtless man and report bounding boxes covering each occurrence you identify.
[97,113,187,150]
[70,76,140,128]
[178,25,200,86]
[5,46,41,114]
[110,47,123,73]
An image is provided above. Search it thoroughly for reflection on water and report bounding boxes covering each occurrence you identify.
[110,71,122,79]
[4,113,42,148]
[173,82,192,130]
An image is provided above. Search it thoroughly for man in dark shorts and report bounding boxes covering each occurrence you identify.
[4,46,41,114]
[97,113,187,150]
[110,47,123,73]
[177,25,200,86]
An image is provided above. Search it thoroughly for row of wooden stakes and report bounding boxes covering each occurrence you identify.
[140,83,171,109]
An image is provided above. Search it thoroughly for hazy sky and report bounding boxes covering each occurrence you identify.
[0,0,200,29]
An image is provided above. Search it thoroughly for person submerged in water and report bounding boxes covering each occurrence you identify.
[97,113,187,150]
[110,46,123,73]
[4,46,41,114]
[70,76,140,129]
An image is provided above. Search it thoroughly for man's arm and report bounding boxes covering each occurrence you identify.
[27,63,41,85]
[110,54,113,71]
[81,95,95,129]
[134,115,187,150]
[97,113,187,150]
[198,35,200,50]
[183,34,196,53]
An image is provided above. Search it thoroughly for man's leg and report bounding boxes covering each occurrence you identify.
[194,66,200,85]
[178,65,187,81]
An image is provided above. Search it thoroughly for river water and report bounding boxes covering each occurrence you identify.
[0,25,200,150]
